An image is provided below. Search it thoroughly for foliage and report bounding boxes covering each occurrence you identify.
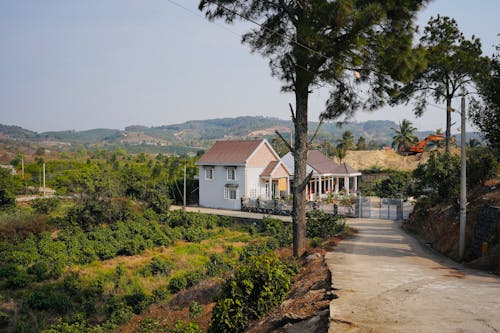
[0,168,21,210]
[466,147,498,187]
[413,152,460,202]
[32,197,60,214]
[140,256,173,277]
[205,253,232,277]
[470,49,500,158]
[209,253,294,333]
[337,131,356,151]
[306,210,346,239]
[170,320,202,333]
[200,0,428,258]
[394,15,486,152]
[391,119,418,153]
[259,216,292,247]
[374,171,412,198]
[189,301,203,320]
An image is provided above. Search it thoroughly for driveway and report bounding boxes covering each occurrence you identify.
[326,219,500,333]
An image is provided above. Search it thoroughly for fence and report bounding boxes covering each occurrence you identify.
[240,196,413,221]
[355,196,413,221]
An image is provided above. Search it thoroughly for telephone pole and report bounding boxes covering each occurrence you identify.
[183,163,187,207]
[459,96,467,260]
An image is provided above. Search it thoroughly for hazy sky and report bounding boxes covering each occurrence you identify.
[0,0,498,133]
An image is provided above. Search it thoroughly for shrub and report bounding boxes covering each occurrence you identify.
[27,261,50,281]
[306,210,346,239]
[124,290,148,314]
[105,297,134,325]
[5,270,32,289]
[310,237,322,248]
[189,301,203,320]
[32,197,60,214]
[171,320,202,333]
[140,257,173,277]
[209,253,294,333]
[205,254,232,277]
[25,285,71,314]
[168,275,187,293]
[0,311,9,328]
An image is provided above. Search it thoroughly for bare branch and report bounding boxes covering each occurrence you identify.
[275,130,294,154]
[308,115,324,146]
[297,170,314,193]
[289,103,296,122]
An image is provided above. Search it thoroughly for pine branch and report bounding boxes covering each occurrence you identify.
[275,130,294,154]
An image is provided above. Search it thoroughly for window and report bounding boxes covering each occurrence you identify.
[250,188,257,198]
[224,187,237,200]
[205,167,214,180]
[227,167,236,180]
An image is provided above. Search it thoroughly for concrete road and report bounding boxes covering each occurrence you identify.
[326,219,500,333]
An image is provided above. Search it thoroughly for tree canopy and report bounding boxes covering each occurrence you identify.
[470,47,500,158]
[394,15,486,152]
[199,0,428,256]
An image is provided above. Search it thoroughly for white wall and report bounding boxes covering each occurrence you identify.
[198,165,245,210]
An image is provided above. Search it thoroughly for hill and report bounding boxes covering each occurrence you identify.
[0,116,480,160]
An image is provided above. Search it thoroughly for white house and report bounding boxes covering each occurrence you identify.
[281,150,361,200]
[197,139,291,210]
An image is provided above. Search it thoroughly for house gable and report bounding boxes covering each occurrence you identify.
[246,140,279,168]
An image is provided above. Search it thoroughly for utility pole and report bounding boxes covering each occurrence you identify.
[183,163,187,207]
[42,163,46,197]
[459,96,467,260]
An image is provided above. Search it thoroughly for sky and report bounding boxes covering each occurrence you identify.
[0,0,498,133]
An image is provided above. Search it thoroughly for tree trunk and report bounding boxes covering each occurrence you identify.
[445,96,452,153]
[292,85,309,258]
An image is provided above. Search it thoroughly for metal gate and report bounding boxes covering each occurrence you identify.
[354,197,412,221]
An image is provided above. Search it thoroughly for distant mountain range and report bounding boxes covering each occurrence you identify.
[0,117,481,156]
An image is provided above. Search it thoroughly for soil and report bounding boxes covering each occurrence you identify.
[118,238,344,333]
[344,148,460,171]
[404,178,500,273]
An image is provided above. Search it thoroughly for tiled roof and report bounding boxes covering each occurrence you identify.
[307,150,337,174]
[260,161,279,177]
[197,140,264,165]
[281,150,361,175]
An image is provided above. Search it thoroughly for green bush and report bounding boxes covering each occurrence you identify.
[0,311,9,328]
[123,290,148,314]
[168,275,187,293]
[306,210,346,239]
[5,270,32,289]
[105,297,134,325]
[25,285,71,314]
[310,237,322,248]
[205,254,232,277]
[171,320,202,333]
[140,257,173,277]
[209,253,294,333]
[32,197,60,215]
[189,301,203,320]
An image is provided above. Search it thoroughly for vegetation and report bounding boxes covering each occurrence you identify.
[209,253,296,333]
[391,119,418,153]
[200,0,428,257]
[470,46,500,158]
[395,15,486,152]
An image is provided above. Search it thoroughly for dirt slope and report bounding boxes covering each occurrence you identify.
[343,148,460,171]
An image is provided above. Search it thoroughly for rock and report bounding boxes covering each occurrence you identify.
[306,253,322,262]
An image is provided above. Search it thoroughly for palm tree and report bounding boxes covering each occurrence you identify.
[391,120,419,153]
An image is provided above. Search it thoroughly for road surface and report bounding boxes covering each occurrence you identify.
[326,219,500,333]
